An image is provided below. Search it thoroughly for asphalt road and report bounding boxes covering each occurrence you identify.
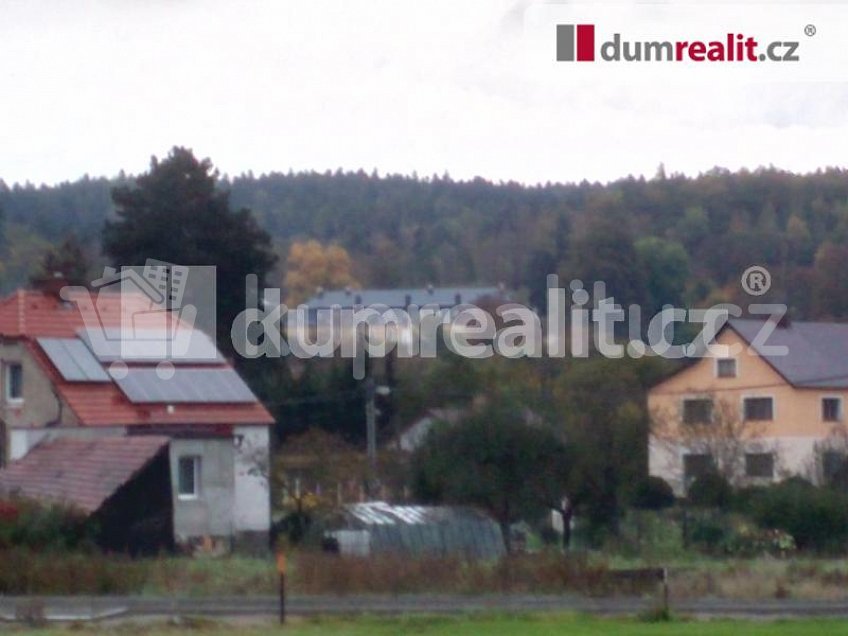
[4,595,848,622]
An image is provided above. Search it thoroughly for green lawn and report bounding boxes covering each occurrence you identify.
[22,615,848,636]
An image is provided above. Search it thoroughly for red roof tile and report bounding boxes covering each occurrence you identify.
[0,436,170,514]
[1,290,274,427]
[0,289,182,339]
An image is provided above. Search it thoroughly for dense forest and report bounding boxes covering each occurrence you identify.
[1,166,848,319]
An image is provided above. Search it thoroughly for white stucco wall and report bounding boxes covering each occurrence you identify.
[170,437,235,542]
[233,425,271,533]
[650,434,826,496]
[10,425,126,461]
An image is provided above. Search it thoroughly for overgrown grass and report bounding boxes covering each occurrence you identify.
[141,556,277,596]
[15,614,848,636]
[7,547,848,600]
[290,551,626,595]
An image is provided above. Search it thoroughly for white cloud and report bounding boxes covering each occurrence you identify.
[0,0,846,185]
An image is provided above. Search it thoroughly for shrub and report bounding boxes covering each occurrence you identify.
[688,473,732,509]
[688,517,726,552]
[0,498,94,551]
[631,477,676,510]
[722,525,796,557]
[750,479,848,552]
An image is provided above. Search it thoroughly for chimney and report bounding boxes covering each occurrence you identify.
[33,271,70,299]
[404,293,412,307]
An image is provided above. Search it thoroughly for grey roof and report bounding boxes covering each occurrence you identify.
[729,318,848,388]
[0,436,169,514]
[301,286,507,310]
[393,408,463,452]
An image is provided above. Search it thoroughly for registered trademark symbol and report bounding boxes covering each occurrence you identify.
[741,266,772,296]
[805,24,817,37]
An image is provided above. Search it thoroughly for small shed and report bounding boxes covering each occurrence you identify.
[326,501,505,560]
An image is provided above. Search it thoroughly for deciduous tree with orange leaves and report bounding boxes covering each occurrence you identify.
[284,239,359,305]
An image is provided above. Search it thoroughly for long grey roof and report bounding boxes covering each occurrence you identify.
[302,286,507,310]
[729,318,848,388]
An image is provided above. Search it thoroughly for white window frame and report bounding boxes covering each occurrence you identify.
[714,357,737,379]
[177,455,201,500]
[742,395,775,422]
[4,362,23,405]
[822,396,843,423]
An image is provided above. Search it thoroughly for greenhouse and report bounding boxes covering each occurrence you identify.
[325,501,505,560]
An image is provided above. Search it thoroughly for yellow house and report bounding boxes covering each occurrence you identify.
[648,318,848,495]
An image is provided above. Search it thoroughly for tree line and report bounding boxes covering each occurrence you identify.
[3,162,848,319]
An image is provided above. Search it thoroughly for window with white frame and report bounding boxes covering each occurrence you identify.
[743,397,774,421]
[822,397,843,422]
[716,358,737,378]
[5,363,22,403]
[177,455,201,499]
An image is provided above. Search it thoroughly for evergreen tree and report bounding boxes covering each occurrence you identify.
[102,147,276,352]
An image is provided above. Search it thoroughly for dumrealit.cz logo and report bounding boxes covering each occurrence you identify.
[556,24,801,63]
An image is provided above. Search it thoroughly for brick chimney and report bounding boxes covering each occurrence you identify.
[33,271,70,299]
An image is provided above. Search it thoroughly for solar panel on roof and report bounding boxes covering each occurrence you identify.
[78,328,222,364]
[114,367,257,404]
[37,338,110,382]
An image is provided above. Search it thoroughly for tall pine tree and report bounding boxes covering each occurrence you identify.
[103,147,277,354]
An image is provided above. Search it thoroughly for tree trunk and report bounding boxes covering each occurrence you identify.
[561,505,573,551]
[500,520,512,554]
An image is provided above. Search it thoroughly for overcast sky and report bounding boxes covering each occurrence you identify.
[2,0,847,186]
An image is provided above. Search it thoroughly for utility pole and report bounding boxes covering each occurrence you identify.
[365,376,377,494]
[364,375,390,499]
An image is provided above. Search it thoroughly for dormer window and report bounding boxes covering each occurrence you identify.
[716,358,737,378]
[5,363,22,403]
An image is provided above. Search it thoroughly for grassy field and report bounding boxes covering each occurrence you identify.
[18,615,848,636]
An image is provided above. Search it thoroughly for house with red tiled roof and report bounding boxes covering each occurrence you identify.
[0,283,274,553]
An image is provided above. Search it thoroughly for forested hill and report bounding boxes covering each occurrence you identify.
[2,167,848,319]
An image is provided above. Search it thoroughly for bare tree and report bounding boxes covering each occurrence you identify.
[651,393,780,490]
[808,425,848,486]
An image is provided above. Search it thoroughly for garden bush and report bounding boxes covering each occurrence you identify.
[631,477,676,510]
[0,497,95,551]
[750,479,848,552]
[687,473,733,509]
